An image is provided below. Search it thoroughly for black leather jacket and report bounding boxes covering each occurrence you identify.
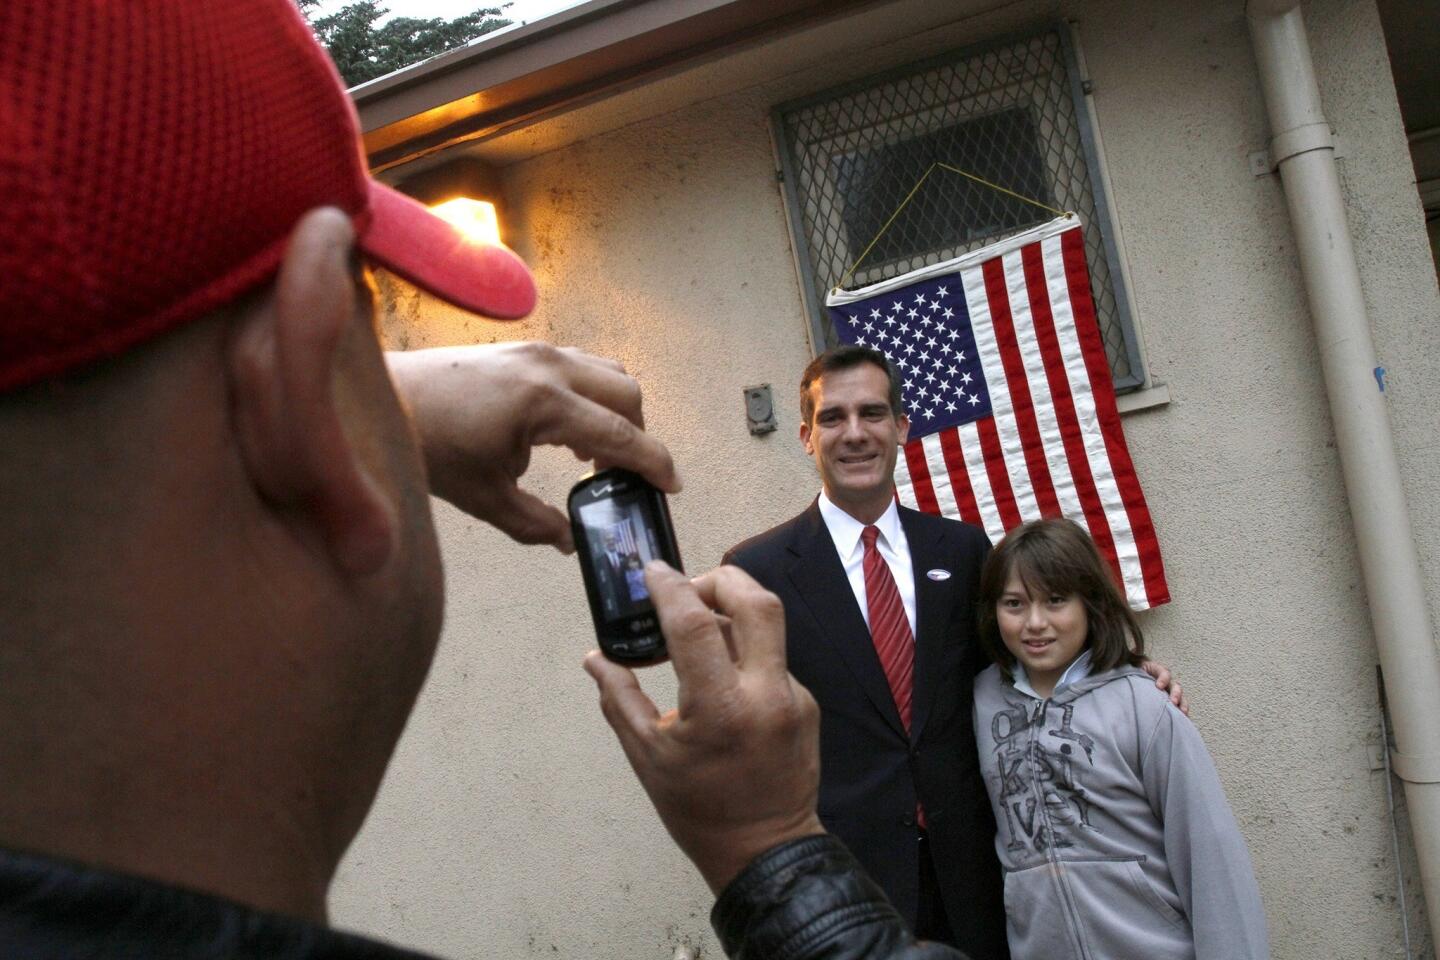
[0,837,968,960]
[713,837,967,960]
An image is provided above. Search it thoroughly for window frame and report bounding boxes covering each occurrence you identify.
[770,21,1147,391]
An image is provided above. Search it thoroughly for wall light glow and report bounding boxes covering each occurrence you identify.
[430,197,501,246]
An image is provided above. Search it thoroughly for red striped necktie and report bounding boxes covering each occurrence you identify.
[861,525,914,732]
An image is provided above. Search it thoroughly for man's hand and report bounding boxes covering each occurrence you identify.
[584,563,825,894]
[1142,659,1189,716]
[386,343,679,552]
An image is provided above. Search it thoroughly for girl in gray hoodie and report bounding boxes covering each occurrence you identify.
[972,518,1268,960]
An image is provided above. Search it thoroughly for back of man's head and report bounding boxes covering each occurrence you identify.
[0,0,536,922]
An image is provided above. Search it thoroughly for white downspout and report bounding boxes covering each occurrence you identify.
[1246,2,1440,954]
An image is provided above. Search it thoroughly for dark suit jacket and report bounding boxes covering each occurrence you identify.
[725,501,1008,960]
[592,551,627,619]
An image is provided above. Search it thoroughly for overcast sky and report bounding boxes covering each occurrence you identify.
[310,0,583,25]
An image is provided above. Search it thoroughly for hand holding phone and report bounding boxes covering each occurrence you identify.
[582,564,824,894]
[387,343,680,553]
[568,468,683,664]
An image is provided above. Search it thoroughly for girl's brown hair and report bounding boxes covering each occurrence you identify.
[977,518,1145,680]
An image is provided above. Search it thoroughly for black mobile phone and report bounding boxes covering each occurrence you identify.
[567,468,683,665]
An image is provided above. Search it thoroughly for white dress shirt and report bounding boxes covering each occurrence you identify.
[1012,648,1094,700]
[817,492,917,638]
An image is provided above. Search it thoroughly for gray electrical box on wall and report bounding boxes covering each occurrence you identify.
[744,384,777,435]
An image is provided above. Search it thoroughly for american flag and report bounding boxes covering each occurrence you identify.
[826,217,1169,610]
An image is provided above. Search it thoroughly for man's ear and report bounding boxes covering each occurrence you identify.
[225,207,396,578]
[895,414,910,446]
[799,419,815,456]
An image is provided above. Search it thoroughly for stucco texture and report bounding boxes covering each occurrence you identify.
[331,1,1440,957]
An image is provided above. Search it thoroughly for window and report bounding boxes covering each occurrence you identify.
[772,25,1144,388]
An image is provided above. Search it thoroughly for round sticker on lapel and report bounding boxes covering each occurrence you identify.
[926,569,952,581]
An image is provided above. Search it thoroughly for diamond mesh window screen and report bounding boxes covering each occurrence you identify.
[772,25,1143,388]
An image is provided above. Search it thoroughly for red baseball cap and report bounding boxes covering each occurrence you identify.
[0,0,536,392]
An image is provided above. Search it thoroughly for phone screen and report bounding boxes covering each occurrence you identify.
[575,491,664,624]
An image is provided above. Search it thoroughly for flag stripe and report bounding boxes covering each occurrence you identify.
[936,429,983,527]
[1021,242,1125,586]
[1013,245,1088,524]
[1058,229,1169,606]
[1043,233,1148,604]
[963,269,1026,529]
[953,421,1007,541]
[992,254,1062,518]
[893,448,917,511]
[974,414,1022,531]
[1053,231,1148,600]
[902,440,941,515]
[920,431,963,520]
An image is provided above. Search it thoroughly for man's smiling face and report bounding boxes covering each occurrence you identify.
[800,362,910,521]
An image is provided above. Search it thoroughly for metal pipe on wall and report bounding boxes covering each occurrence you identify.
[1246,3,1440,954]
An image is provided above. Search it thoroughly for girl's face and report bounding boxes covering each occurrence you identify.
[996,569,1088,697]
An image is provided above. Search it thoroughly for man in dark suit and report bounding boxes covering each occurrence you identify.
[594,531,630,619]
[725,345,1007,957]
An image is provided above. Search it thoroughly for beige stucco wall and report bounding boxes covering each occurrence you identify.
[331,1,1440,957]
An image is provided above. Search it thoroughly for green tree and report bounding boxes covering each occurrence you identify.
[298,0,510,88]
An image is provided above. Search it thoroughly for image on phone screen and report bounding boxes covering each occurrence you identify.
[575,495,664,623]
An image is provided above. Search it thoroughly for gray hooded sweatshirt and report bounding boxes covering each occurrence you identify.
[972,663,1269,960]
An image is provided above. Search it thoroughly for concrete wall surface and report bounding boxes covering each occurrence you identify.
[330,0,1440,957]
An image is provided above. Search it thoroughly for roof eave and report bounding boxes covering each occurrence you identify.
[354,0,878,172]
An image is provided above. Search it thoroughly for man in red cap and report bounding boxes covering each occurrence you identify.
[0,2,966,958]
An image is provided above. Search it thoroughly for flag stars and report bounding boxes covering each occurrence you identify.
[835,275,993,432]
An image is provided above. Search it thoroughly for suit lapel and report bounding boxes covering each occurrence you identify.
[902,507,951,745]
[785,502,907,740]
